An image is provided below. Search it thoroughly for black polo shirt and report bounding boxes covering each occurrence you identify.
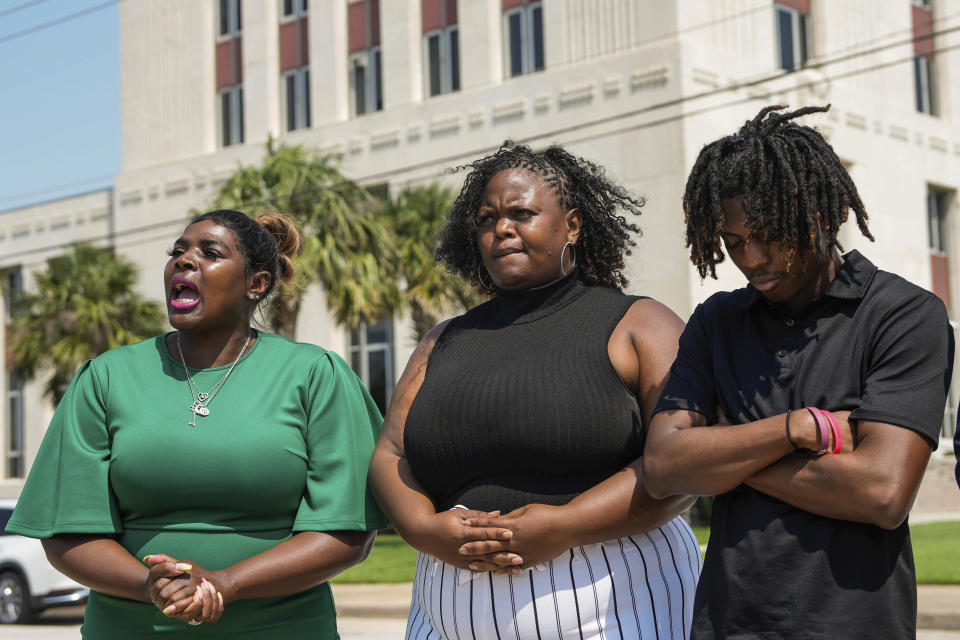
[655,250,954,639]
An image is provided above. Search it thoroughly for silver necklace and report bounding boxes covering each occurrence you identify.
[176,332,252,427]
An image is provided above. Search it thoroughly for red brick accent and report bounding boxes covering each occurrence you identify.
[502,0,525,10]
[422,0,442,31]
[279,16,309,71]
[423,0,458,32]
[348,1,367,53]
[931,253,951,307]
[370,0,380,47]
[913,4,934,56]
[216,37,243,89]
[776,0,809,13]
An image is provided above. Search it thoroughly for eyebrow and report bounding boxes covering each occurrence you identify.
[173,237,233,251]
[198,238,231,250]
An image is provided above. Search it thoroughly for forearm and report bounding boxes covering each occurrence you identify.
[562,459,696,546]
[214,530,374,603]
[746,436,930,529]
[644,410,810,498]
[42,535,150,602]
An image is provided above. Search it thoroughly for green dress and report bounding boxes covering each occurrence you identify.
[6,331,387,638]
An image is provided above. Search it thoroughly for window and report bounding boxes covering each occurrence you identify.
[424,27,459,96]
[351,48,382,115]
[283,68,311,131]
[929,187,950,254]
[504,1,544,77]
[422,0,459,96]
[6,375,23,479]
[776,3,810,71]
[348,0,382,115]
[0,508,13,535]
[281,0,308,19]
[915,55,937,115]
[3,266,24,477]
[349,318,394,415]
[279,0,309,130]
[4,267,21,323]
[218,0,242,37]
[219,85,244,146]
[928,186,953,308]
[216,0,243,146]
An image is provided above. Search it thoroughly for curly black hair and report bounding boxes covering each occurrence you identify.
[437,141,644,293]
[682,104,873,279]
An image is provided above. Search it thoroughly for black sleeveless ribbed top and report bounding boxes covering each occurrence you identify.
[403,269,646,513]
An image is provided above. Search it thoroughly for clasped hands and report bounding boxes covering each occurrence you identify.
[422,503,573,575]
[141,554,225,624]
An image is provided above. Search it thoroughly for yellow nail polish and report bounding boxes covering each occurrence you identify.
[218,592,224,605]
[175,563,192,572]
[163,605,176,615]
[142,555,152,562]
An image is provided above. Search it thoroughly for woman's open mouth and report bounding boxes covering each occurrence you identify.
[170,277,200,310]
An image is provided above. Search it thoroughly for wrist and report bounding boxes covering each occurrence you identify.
[210,569,238,605]
[138,569,155,604]
[794,409,820,451]
[549,504,579,549]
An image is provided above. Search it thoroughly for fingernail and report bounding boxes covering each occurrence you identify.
[175,563,192,572]
[512,556,523,564]
[512,568,522,575]
[502,531,513,538]
[459,546,468,554]
[488,510,500,516]
[162,605,176,615]
[469,563,479,571]
[142,555,152,562]
[218,592,224,605]
[201,577,208,584]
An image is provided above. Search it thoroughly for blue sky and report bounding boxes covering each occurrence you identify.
[0,0,119,213]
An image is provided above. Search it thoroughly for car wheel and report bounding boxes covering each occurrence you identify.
[0,571,34,624]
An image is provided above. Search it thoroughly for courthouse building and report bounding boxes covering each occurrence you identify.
[1,0,959,493]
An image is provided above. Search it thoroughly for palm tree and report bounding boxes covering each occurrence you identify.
[8,245,165,405]
[208,140,402,336]
[377,183,482,340]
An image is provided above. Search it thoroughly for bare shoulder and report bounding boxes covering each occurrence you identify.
[618,297,686,344]
[408,318,453,368]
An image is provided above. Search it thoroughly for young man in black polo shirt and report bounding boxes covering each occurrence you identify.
[644,105,954,639]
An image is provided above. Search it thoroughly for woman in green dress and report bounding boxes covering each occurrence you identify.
[6,210,386,638]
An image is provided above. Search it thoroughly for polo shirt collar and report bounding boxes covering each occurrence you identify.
[823,250,877,300]
[741,249,877,310]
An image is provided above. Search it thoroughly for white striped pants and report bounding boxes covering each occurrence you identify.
[404,516,701,640]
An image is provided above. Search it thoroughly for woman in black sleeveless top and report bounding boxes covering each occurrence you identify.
[370,143,701,640]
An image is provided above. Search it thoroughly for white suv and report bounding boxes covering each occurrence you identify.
[0,499,89,624]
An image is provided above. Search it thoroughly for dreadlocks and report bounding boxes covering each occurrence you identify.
[437,141,644,293]
[682,104,874,279]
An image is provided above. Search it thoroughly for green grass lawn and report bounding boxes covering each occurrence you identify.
[334,521,960,584]
[912,521,960,584]
[332,533,420,583]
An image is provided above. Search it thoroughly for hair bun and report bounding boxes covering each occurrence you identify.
[255,212,301,284]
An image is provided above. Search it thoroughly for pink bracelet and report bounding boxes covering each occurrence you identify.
[805,407,830,456]
[821,409,842,454]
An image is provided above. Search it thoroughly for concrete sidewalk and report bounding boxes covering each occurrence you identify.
[331,583,960,630]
